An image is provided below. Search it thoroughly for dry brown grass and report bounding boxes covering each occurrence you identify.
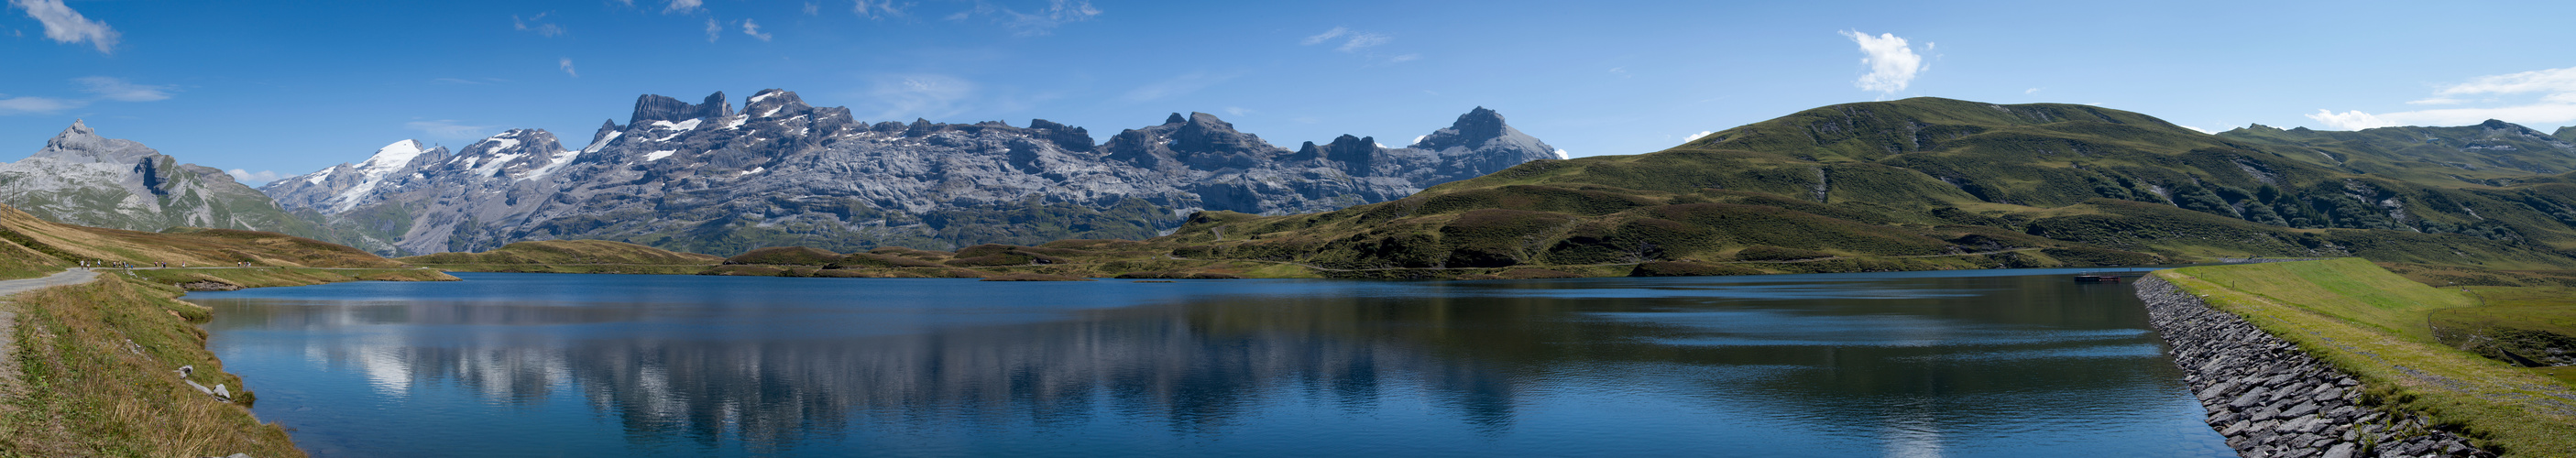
[1,275,303,458]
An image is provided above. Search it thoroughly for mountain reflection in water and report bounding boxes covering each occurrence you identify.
[192,271,2231,457]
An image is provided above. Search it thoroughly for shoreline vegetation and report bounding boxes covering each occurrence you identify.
[2156,259,2576,456]
[0,202,455,457]
[1,267,449,458]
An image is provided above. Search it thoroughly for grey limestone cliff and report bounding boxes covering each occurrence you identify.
[264,89,1562,256]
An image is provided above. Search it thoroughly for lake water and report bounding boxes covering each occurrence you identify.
[188,269,2231,457]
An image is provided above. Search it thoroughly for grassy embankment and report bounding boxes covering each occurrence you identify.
[2161,259,2576,456]
[0,202,454,456]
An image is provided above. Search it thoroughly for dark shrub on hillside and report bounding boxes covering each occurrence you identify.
[1734,245,1832,261]
[725,246,843,266]
[1628,261,1764,277]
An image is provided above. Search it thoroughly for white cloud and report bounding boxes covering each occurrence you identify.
[2179,125,2217,135]
[72,76,172,102]
[1840,30,1928,95]
[2024,87,2041,94]
[2432,67,2576,98]
[1001,0,1098,36]
[861,74,978,120]
[0,95,83,114]
[9,0,118,54]
[804,3,820,16]
[1683,131,1714,142]
[406,120,500,139]
[1609,67,1630,78]
[2307,65,2576,130]
[2306,110,2395,131]
[1553,148,1570,159]
[558,58,577,77]
[741,18,772,41]
[225,169,282,185]
[1387,53,1420,63]
[1411,135,1425,146]
[1223,106,1251,116]
[1302,27,1389,52]
[1120,71,1241,103]
[664,0,702,14]
[704,17,720,41]
[948,0,1096,36]
[1301,27,1345,45]
[512,13,565,38]
[852,0,907,18]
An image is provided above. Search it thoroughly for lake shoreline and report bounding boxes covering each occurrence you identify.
[2135,274,2491,457]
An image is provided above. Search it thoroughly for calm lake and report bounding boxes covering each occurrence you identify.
[187,269,2231,457]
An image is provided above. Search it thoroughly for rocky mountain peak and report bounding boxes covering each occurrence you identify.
[1172,112,1276,158]
[2556,125,2575,143]
[1163,113,1187,125]
[1413,107,1528,152]
[743,89,812,119]
[32,119,160,165]
[592,119,621,145]
[630,91,733,125]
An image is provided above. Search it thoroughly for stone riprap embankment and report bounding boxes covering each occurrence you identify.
[2135,275,2494,458]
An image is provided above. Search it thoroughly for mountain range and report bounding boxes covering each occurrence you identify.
[256,89,1563,256]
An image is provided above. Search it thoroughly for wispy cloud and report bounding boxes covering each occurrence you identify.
[948,0,1097,36]
[1224,106,1252,116]
[558,58,578,78]
[804,3,820,16]
[741,18,772,41]
[1840,30,1929,95]
[2306,65,2576,130]
[73,76,173,102]
[1609,67,1630,79]
[664,0,702,15]
[405,120,501,140]
[1120,71,1241,103]
[861,74,979,120]
[1683,131,1713,142]
[0,95,83,114]
[704,17,721,41]
[2025,87,2042,95]
[9,0,118,53]
[0,76,175,114]
[225,169,283,185]
[853,0,909,18]
[513,13,566,38]
[1301,27,1389,52]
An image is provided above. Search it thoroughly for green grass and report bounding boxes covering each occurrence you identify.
[2164,259,2576,456]
[1,275,305,458]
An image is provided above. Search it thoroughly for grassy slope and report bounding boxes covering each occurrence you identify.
[4,275,306,457]
[0,202,452,456]
[400,240,724,274]
[2162,259,2576,456]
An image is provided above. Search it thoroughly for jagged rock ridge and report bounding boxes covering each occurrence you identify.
[263,89,1562,256]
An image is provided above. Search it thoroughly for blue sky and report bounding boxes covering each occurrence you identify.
[7,0,2576,186]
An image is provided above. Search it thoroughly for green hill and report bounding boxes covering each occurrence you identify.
[1134,98,2576,277]
[400,240,726,274]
